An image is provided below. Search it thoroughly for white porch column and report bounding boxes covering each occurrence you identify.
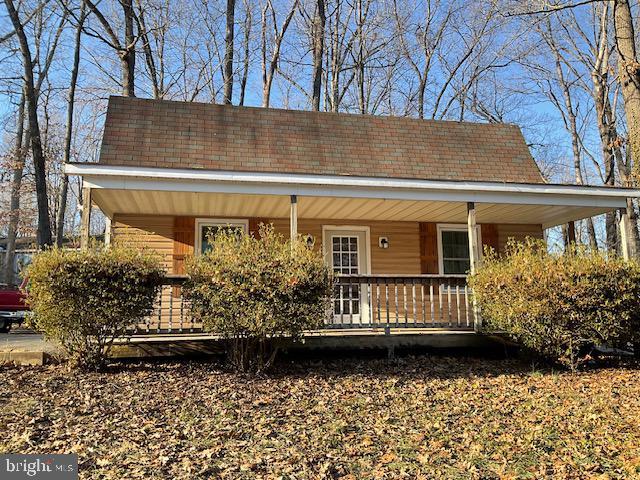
[467,202,482,331]
[467,202,480,274]
[290,195,298,243]
[104,216,112,247]
[619,207,634,260]
[80,186,92,251]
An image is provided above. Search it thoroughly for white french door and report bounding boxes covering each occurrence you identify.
[323,228,370,325]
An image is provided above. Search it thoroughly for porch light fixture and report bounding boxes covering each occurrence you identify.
[305,235,315,248]
[378,236,389,249]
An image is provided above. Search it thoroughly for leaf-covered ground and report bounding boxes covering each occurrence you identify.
[1,357,639,479]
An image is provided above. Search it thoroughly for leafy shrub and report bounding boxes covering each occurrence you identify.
[26,246,163,370]
[184,224,333,373]
[469,239,640,370]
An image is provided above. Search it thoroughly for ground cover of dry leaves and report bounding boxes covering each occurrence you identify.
[1,356,639,479]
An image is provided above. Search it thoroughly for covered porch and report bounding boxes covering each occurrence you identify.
[66,163,639,335]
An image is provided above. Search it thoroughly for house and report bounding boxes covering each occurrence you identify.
[65,96,640,336]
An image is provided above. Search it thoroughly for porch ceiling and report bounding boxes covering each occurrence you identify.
[90,189,616,228]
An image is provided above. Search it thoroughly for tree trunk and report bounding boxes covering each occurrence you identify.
[614,0,640,179]
[5,0,52,247]
[618,147,640,252]
[136,1,161,98]
[261,0,298,108]
[223,0,236,104]
[122,0,136,97]
[3,93,26,287]
[239,0,251,106]
[355,0,365,114]
[311,0,325,111]
[56,2,85,247]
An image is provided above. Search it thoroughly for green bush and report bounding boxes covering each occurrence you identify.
[469,239,640,370]
[26,246,163,370]
[184,224,333,373]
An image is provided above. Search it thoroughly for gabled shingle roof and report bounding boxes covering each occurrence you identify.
[98,96,544,184]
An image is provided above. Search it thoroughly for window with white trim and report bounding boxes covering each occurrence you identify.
[195,219,248,255]
[438,225,481,275]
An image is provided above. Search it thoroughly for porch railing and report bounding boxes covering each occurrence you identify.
[331,275,474,330]
[134,274,476,335]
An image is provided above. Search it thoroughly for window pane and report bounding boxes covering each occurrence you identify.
[201,226,217,254]
[443,259,470,275]
[200,224,244,254]
[442,231,469,259]
[442,230,471,274]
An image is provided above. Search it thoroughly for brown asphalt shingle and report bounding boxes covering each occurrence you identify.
[98,96,544,184]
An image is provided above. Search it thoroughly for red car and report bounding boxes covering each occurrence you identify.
[0,278,28,332]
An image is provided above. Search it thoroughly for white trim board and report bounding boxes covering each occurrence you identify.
[67,163,637,209]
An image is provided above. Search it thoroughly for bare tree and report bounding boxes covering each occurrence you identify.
[4,0,64,247]
[239,0,252,105]
[539,17,598,248]
[392,0,452,119]
[3,93,27,286]
[135,0,163,98]
[56,1,87,247]
[223,0,235,104]
[83,0,138,96]
[310,0,325,110]
[261,0,298,107]
[610,1,640,175]
[546,3,639,252]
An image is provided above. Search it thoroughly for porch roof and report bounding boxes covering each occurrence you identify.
[66,163,640,228]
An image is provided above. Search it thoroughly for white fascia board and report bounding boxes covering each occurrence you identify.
[68,163,634,208]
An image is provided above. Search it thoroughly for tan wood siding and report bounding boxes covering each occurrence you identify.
[264,218,422,274]
[113,214,545,274]
[112,214,174,271]
[496,224,544,253]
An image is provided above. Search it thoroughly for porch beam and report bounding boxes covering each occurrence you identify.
[290,194,298,242]
[80,186,92,250]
